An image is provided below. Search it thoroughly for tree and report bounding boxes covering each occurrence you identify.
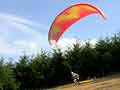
[49,49,71,85]
[31,50,50,88]
[65,42,82,73]
[14,54,32,89]
[0,58,19,90]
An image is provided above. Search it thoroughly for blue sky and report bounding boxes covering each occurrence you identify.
[0,0,119,60]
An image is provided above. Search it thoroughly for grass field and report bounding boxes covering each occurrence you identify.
[52,74,120,90]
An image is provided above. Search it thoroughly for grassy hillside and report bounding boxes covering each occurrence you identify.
[53,74,120,90]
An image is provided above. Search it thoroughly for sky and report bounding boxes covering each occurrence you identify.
[0,0,119,60]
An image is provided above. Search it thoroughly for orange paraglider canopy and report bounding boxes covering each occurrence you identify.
[48,3,106,45]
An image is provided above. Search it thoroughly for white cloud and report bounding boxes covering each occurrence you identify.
[0,37,16,54]
[0,13,49,36]
[0,13,49,57]
[89,39,97,46]
[56,38,98,50]
[0,13,49,31]
[57,38,77,49]
[13,40,41,54]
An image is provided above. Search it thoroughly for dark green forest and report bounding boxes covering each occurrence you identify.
[0,33,120,90]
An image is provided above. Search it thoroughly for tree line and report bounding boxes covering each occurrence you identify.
[0,33,120,90]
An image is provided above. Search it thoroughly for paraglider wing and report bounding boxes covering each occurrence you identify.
[48,3,106,45]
